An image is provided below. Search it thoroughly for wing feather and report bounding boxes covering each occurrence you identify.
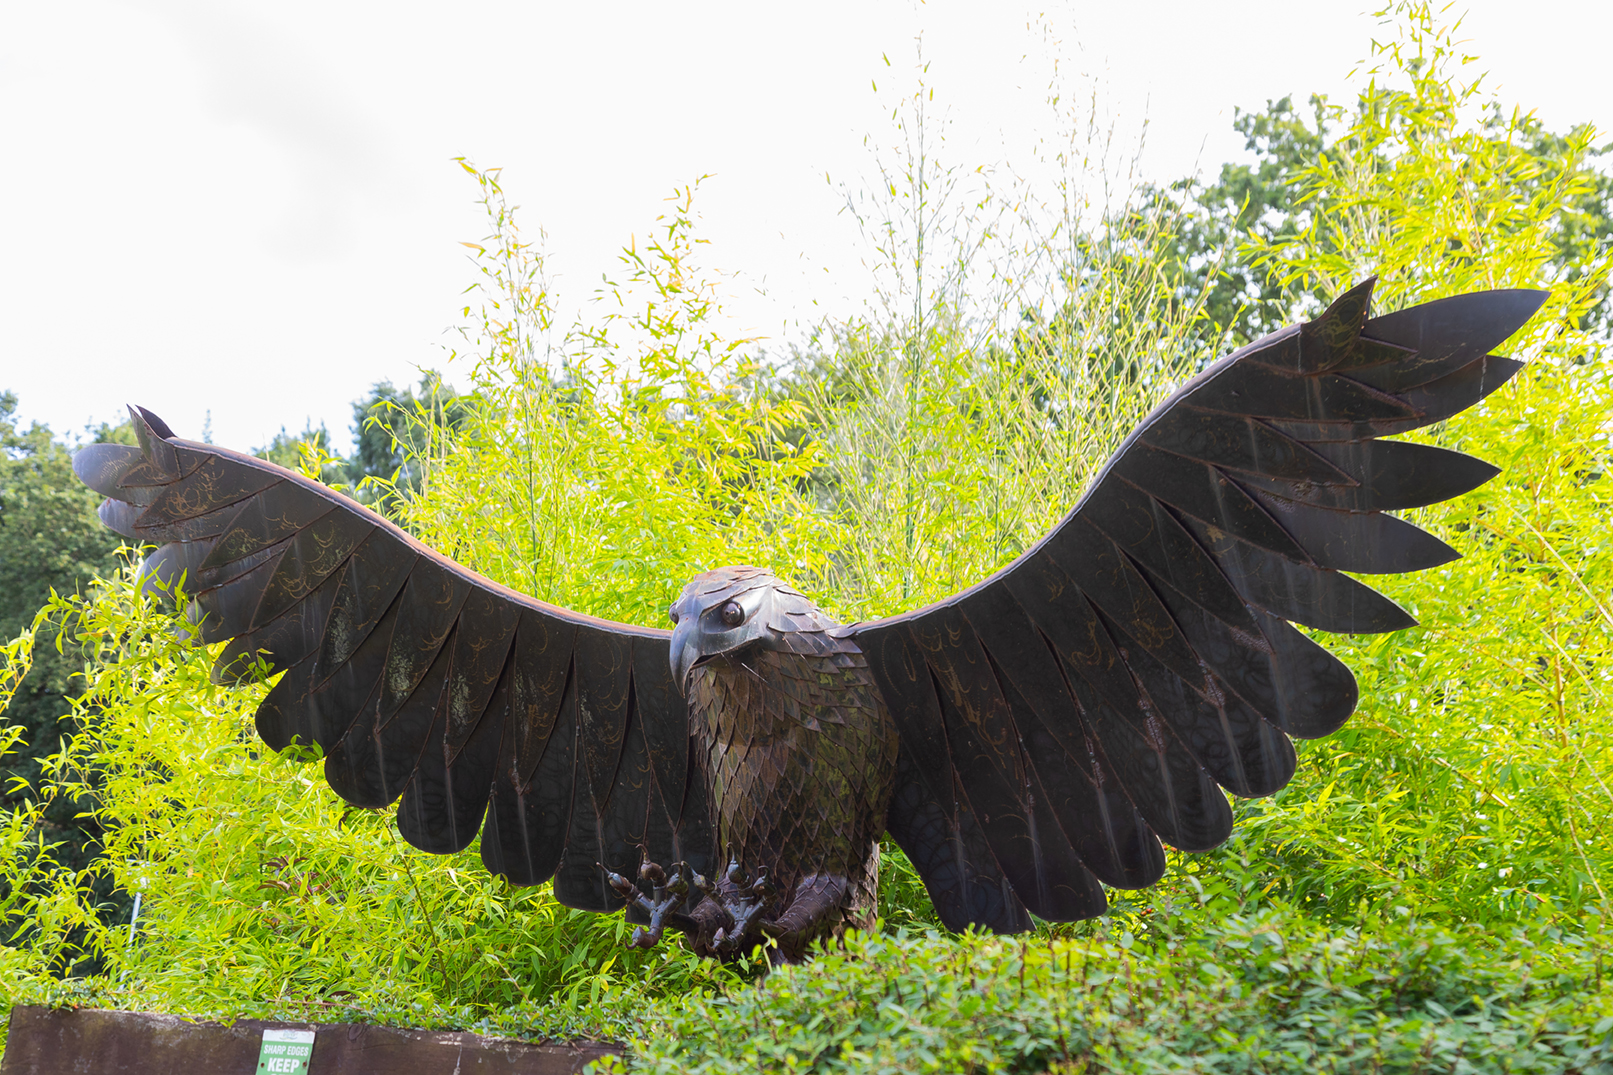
[1242,486,1458,574]
[1082,478,1261,630]
[1139,408,1355,484]
[883,748,1032,934]
[552,635,646,912]
[503,665,581,883]
[908,608,1080,920]
[213,569,345,685]
[254,510,375,627]
[295,591,405,753]
[199,482,334,571]
[1173,511,1417,632]
[992,659,1122,916]
[1349,288,1548,389]
[1043,517,1206,684]
[1233,439,1500,511]
[399,641,511,856]
[316,530,417,671]
[193,546,290,644]
[396,654,460,853]
[633,641,690,831]
[573,627,632,809]
[1112,446,1310,559]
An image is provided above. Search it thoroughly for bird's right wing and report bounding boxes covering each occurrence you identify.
[73,409,714,913]
[853,281,1544,932]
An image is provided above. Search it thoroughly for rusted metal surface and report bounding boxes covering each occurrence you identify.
[74,281,1545,959]
[0,1006,620,1074]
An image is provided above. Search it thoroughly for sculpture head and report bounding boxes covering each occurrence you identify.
[668,565,842,695]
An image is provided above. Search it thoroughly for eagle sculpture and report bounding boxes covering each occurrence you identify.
[73,281,1543,963]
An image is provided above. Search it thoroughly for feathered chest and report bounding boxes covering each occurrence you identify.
[686,646,898,878]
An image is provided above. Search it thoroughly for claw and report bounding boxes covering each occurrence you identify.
[710,861,778,957]
[598,859,698,950]
[603,866,638,899]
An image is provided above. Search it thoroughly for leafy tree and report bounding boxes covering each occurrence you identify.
[1162,57,1610,347]
[252,421,352,490]
[1164,95,1333,344]
[0,395,127,886]
[348,373,467,509]
[250,376,469,513]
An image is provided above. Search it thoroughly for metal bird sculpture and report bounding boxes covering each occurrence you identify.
[74,280,1543,964]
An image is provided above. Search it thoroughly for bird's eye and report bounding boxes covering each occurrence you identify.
[719,601,744,627]
[668,608,679,625]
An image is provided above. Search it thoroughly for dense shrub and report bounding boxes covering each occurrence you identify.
[612,914,1613,1074]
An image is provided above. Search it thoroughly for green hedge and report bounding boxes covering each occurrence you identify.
[614,913,1613,1074]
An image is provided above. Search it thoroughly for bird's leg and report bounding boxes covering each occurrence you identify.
[601,859,712,949]
[758,873,849,965]
[710,862,776,958]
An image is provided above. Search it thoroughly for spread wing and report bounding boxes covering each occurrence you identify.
[72,410,713,913]
[854,280,1545,933]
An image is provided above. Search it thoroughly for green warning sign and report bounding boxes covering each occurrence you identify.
[256,1028,315,1073]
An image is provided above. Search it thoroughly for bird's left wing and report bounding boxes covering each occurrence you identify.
[852,280,1544,932]
[73,408,714,913]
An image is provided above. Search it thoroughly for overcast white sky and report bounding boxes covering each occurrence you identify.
[2,1,1607,452]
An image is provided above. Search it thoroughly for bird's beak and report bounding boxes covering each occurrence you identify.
[669,618,701,698]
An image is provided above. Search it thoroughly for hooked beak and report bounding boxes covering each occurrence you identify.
[669,617,702,698]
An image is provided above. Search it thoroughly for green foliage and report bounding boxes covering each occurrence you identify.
[380,167,829,627]
[1167,5,1611,347]
[348,374,467,509]
[610,913,1612,1074]
[785,65,1219,615]
[1251,4,1609,331]
[252,421,352,489]
[0,395,127,886]
[1164,94,1332,345]
[249,377,468,510]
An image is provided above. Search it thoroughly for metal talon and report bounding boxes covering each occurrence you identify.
[601,864,639,900]
[704,863,780,957]
[602,858,704,952]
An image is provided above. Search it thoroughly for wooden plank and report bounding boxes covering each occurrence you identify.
[1,1006,621,1074]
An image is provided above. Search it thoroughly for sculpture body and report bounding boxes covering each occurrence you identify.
[663,567,897,960]
[72,281,1547,963]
